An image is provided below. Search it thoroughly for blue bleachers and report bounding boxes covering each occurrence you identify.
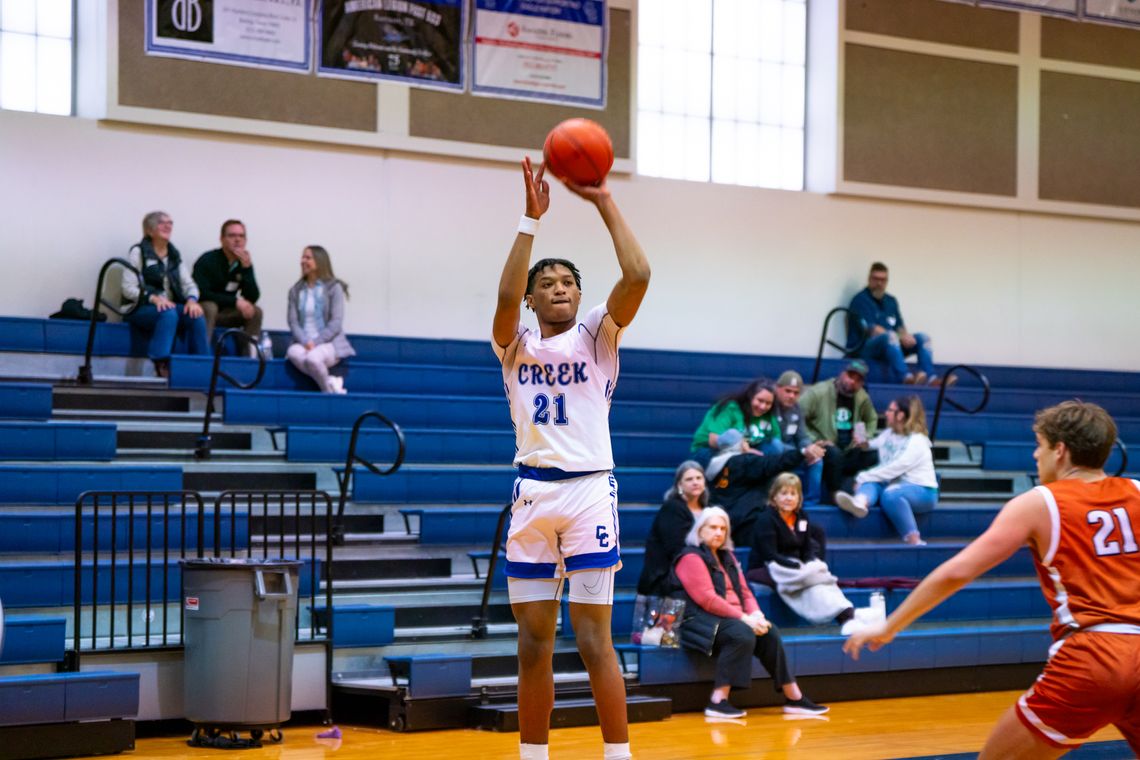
[0,512,249,553]
[349,466,668,504]
[631,622,1052,685]
[0,317,137,357]
[0,616,66,665]
[983,440,1133,475]
[0,383,53,421]
[287,425,692,468]
[0,558,320,608]
[0,421,116,461]
[0,465,182,504]
[0,671,139,725]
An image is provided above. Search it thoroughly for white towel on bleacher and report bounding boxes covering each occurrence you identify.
[767,559,852,625]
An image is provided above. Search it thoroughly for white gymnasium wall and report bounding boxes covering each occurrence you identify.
[1,108,1138,371]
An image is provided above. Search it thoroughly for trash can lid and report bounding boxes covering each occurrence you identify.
[180,558,303,569]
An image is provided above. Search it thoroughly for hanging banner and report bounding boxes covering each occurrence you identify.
[1083,0,1140,27]
[146,0,312,72]
[977,0,1078,15]
[318,0,465,90]
[471,0,607,108]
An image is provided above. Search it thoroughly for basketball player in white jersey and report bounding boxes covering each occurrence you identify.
[493,157,650,760]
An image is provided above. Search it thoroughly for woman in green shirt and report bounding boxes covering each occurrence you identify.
[691,379,784,466]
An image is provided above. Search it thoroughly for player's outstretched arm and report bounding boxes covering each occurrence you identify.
[562,179,650,328]
[493,157,550,348]
[844,489,1047,659]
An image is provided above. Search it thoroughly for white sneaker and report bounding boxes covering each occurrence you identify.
[835,492,869,518]
[840,618,866,636]
[326,375,346,394]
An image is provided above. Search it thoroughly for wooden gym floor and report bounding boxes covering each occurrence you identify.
[101,690,1129,759]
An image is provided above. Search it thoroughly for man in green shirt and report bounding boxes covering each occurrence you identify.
[799,360,880,513]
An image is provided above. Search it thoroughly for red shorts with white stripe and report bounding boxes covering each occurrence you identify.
[1016,631,1140,751]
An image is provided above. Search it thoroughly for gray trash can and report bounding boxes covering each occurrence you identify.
[181,558,302,733]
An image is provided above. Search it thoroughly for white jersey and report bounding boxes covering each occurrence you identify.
[493,304,623,472]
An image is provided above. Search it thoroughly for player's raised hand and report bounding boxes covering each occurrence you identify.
[522,156,550,219]
[562,176,611,206]
[842,621,895,660]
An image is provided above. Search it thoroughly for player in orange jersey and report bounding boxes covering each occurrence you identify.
[845,400,1140,758]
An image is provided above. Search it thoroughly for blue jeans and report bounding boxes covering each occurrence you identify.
[126,303,209,360]
[861,331,934,383]
[856,481,938,538]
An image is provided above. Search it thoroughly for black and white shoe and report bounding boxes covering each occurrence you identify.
[705,700,746,719]
[783,696,829,715]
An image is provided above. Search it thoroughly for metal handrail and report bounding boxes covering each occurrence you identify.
[195,328,267,459]
[78,257,144,385]
[811,307,869,384]
[333,411,406,544]
[67,490,205,670]
[929,364,991,442]
[470,504,512,640]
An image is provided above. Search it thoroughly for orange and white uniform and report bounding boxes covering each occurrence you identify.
[1016,477,1140,751]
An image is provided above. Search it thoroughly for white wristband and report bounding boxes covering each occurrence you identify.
[518,215,540,236]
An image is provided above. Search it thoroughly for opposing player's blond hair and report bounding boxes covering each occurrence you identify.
[1034,401,1117,469]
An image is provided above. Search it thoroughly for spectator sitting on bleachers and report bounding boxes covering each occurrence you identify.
[835,395,939,546]
[671,506,828,718]
[637,461,708,598]
[286,246,355,394]
[690,379,785,468]
[121,211,209,378]
[773,370,827,503]
[192,219,263,347]
[846,261,953,386]
[705,428,803,550]
[799,360,880,507]
[747,473,855,628]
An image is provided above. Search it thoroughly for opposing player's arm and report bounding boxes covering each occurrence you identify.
[562,179,650,328]
[845,489,1047,658]
[493,158,549,348]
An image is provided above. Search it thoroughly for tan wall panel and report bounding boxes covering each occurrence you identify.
[844,44,1018,196]
[845,0,1018,52]
[1041,16,1140,71]
[118,0,377,131]
[408,9,631,157]
[1039,71,1140,208]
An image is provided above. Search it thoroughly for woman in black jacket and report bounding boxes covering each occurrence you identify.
[748,473,855,627]
[637,461,707,598]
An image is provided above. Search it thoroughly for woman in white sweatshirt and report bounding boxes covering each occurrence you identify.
[835,395,938,545]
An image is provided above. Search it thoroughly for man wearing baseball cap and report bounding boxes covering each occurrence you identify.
[798,360,881,511]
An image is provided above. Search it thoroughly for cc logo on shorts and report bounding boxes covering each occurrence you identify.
[595,525,609,548]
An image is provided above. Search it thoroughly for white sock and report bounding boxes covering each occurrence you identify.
[520,743,549,760]
[603,742,632,760]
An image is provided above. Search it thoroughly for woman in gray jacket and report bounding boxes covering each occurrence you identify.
[286,246,355,393]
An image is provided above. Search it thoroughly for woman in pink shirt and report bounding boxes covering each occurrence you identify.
[672,506,828,719]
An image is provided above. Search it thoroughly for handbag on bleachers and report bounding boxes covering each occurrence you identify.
[630,594,684,648]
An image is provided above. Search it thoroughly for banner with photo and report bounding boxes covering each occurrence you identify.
[146,0,312,71]
[318,0,465,90]
[1083,0,1140,27]
[471,0,607,108]
[977,0,1078,14]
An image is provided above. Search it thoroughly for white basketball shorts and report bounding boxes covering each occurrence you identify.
[505,470,622,580]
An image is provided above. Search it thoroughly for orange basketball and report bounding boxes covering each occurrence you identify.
[542,118,614,186]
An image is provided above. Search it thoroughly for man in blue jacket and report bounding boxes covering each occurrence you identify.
[847,262,950,386]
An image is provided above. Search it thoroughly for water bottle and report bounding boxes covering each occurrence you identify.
[869,591,886,622]
[258,330,273,359]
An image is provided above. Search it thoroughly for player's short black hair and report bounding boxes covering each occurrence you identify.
[525,258,582,296]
